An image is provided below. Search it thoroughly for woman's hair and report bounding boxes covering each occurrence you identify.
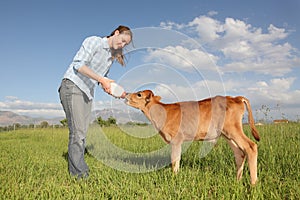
[108,25,132,66]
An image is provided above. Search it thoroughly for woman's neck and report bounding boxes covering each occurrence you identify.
[107,36,113,48]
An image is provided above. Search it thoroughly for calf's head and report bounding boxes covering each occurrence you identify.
[125,90,161,110]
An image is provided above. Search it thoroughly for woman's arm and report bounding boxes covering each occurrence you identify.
[78,65,114,94]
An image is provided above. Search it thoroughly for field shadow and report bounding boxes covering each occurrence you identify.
[86,143,172,172]
[61,149,93,162]
[62,152,68,161]
[120,154,171,169]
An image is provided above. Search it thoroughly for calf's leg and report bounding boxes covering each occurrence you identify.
[224,128,258,185]
[225,138,246,181]
[171,143,182,174]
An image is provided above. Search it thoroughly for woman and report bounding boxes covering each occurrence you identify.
[59,25,132,179]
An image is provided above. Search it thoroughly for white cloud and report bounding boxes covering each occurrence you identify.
[93,99,126,111]
[152,79,226,103]
[5,96,19,101]
[11,109,64,118]
[257,81,268,88]
[188,15,223,43]
[159,21,186,30]
[221,77,296,101]
[154,83,191,102]
[0,96,64,118]
[159,15,300,76]
[144,46,219,72]
[221,77,300,118]
[207,11,218,17]
[270,77,295,91]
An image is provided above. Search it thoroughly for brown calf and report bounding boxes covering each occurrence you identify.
[125,90,260,185]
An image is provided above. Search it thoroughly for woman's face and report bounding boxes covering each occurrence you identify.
[111,30,131,50]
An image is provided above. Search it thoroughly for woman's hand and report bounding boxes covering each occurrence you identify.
[99,77,114,94]
[120,91,127,99]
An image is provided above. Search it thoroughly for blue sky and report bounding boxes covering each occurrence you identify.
[0,0,299,121]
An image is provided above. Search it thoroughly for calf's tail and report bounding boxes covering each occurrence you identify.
[241,97,260,141]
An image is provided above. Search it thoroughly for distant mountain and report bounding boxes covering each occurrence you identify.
[0,111,32,126]
[0,109,149,126]
[0,111,63,126]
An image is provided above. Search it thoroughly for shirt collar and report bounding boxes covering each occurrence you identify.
[102,37,110,50]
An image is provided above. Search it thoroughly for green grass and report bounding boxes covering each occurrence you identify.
[0,123,299,199]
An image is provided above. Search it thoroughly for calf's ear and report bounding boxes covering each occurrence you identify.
[154,96,161,102]
[146,93,152,102]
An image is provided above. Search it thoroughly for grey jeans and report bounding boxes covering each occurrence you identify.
[59,79,92,178]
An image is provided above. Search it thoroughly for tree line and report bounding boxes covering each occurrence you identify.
[60,116,117,127]
[0,116,149,132]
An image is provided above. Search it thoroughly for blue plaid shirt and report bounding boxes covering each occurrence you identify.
[63,36,113,100]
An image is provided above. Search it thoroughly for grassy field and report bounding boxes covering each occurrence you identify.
[0,123,299,199]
